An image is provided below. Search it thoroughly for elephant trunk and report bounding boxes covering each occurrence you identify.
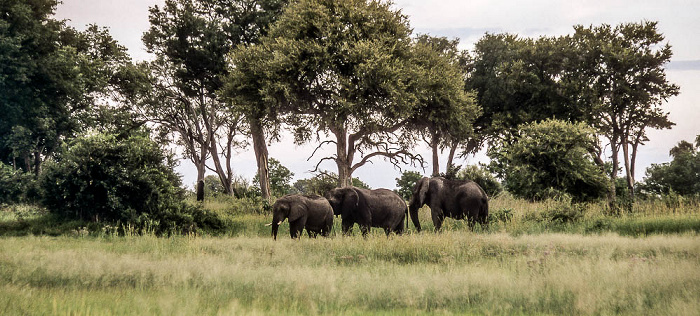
[409,204,421,232]
[271,221,279,240]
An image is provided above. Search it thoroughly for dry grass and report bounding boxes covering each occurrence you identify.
[1,232,699,315]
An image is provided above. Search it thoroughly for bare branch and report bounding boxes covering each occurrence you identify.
[310,157,338,173]
[306,140,337,161]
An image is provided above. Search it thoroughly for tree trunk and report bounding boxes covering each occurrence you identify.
[446,139,461,174]
[621,140,635,200]
[609,139,619,203]
[196,161,206,201]
[431,138,440,177]
[196,180,205,201]
[333,126,352,188]
[250,118,270,199]
[33,151,41,177]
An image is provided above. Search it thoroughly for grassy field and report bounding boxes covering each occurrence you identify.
[1,196,699,315]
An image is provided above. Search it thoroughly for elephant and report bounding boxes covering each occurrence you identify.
[409,177,488,232]
[325,187,407,237]
[266,194,334,240]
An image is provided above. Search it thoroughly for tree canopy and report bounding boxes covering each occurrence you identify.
[0,0,134,174]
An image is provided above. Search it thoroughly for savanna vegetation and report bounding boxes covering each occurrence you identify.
[1,0,698,315]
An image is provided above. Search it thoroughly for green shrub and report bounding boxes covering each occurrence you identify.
[488,208,514,223]
[0,162,35,204]
[457,164,503,197]
[38,132,221,234]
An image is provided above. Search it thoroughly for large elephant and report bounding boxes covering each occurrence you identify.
[409,177,488,232]
[267,194,334,240]
[325,187,407,236]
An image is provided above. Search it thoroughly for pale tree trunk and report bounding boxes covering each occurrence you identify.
[431,138,440,177]
[333,125,352,188]
[250,118,271,199]
[195,158,206,201]
[609,137,620,203]
[446,141,458,173]
[621,140,635,200]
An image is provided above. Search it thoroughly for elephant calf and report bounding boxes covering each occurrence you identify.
[326,187,407,237]
[267,194,334,240]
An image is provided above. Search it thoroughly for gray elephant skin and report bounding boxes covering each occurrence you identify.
[409,177,488,232]
[268,194,334,240]
[325,187,407,236]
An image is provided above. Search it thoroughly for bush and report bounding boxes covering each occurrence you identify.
[38,132,221,233]
[0,162,36,204]
[457,164,503,197]
[488,119,610,202]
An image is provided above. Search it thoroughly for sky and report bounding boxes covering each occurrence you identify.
[54,0,700,190]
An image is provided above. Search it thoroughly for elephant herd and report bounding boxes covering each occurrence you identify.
[266,177,489,239]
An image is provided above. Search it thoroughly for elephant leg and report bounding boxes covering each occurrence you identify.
[431,208,445,232]
[383,227,390,236]
[394,220,404,235]
[290,221,304,239]
[360,225,370,237]
[342,222,353,236]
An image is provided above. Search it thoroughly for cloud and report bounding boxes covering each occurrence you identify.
[666,60,700,71]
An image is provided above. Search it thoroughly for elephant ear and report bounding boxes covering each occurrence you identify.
[342,188,359,213]
[416,177,430,206]
[288,203,305,222]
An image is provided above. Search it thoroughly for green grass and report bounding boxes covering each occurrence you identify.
[1,195,699,315]
[1,233,699,315]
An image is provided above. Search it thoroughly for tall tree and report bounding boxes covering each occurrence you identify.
[409,35,479,176]
[568,22,679,199]
[0,0,133,175]
[468,33,575,146]
[230,0,432,187]
[142,0,286,199]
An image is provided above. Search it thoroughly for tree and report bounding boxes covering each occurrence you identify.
[488,119,609,202]
[639,137,700,197]
[253,158,293,197]
[292,172,370,195]
[456,164,503,198]
[468,34,576,146]
[409,35,479,176]
[0,1,134,175]
[395,170,422,201]
[142,0,287,200]
[231,0,426,188]
[567,22,679,199]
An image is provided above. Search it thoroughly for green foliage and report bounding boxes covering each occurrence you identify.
[395,171,423,201]
[203,175,225,195]
[489,119,609,202]
[456,164,503,197]
[292,172,370,195]
[253,158,293,197]
[468,34,576,141]
[409,35,480,159]
[38,132,221,233]
[0,163,35,204]
[0,1,135,172]
[638,137,700,197]
[226,0,432,187]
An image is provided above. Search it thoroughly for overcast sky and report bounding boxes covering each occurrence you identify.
[55,0,700,189]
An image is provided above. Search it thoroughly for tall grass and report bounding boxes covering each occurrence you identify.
[1,233,698,315]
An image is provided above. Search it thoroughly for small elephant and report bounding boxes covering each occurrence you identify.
[409,177,488,232]
[267,194,334,240]
[325,187,407,237]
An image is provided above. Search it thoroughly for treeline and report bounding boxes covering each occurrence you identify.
[0,0,691,231]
